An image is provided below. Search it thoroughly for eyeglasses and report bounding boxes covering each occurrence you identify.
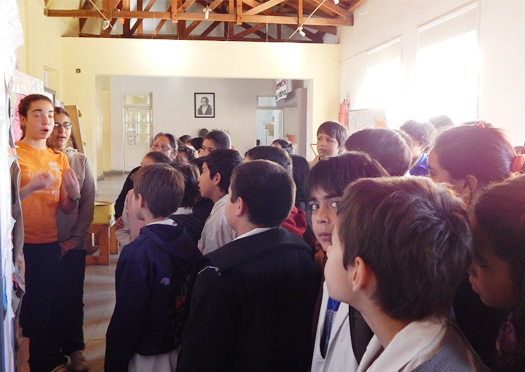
[54,123,74,128]
[151,143,172,152]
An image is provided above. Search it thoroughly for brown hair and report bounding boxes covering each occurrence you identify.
[18,94,54,140]
[133,164,185,218]
[317,121,348,149]
[432,124,515,187]
[338,177,471,322]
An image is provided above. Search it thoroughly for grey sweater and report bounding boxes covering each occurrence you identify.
[56,147,95,250]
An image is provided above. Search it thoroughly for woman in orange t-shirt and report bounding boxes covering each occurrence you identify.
[16,94,80,372]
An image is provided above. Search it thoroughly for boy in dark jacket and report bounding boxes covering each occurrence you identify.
[177,160,317,372]
[105,164,202,372]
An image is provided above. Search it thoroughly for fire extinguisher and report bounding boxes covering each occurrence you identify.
[338,98,350,127]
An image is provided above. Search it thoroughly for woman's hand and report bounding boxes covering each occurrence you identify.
[62,168,80,199]
[20,171,55,200]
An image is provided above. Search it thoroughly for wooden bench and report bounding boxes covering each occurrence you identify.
[86,201,117,265]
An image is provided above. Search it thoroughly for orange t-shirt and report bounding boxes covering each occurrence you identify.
[16,142,70,244]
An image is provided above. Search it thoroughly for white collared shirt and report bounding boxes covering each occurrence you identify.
[234,227,274,241]
[198,194,236,255]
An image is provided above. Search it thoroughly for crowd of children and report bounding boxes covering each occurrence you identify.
[13,94,525,372]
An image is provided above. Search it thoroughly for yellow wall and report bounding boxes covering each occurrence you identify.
[16,1,341,177]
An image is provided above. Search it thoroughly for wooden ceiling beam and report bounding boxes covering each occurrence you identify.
[239,22,274,39]
[130,0,157,35]
[101,18,119,35]
[348,0,368,12]
[243,0,286,16]
[234,23,266,37]
[308,0,353,19]
[183,0,225,36]
[79,0,93,33]
[201,21,222,37]
[80,33,301,42]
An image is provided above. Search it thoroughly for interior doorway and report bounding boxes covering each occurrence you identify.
[256,109,283,146]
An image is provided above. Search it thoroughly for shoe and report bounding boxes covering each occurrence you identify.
[50,365,68,372]
[67,351,89,372]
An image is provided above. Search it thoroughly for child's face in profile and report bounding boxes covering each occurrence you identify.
[324,223,352,304]
[198,162,214,199]
[309,187,341,252]
[317,132,341,159]
[469,230,516,310]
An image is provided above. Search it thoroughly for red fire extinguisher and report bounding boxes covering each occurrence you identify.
[338,98,350,127]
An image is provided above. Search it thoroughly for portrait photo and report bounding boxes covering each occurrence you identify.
[195,92,215,118]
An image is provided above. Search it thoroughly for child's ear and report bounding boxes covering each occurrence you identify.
[136,193,146,208]
[351,256,375,293]
[463,175,479,197]
[212,172,222,187]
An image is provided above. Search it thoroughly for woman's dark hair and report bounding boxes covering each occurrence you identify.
[432,124,515,187]
[272,139,295,154]
[317,121,348,149]
[178,135,192,145]
[290,154,309,207]
[152,132,178,152]
[190,137,204,151]
[474,175,525,372]
[54,107,71,118]
[172,163,200,208]
[18,94,53,118]
[429,115,454,132]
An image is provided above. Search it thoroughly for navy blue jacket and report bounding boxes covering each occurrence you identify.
[177,227,317,372]
[105,223,202,372]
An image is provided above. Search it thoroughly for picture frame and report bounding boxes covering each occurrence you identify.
[195,92,215,118]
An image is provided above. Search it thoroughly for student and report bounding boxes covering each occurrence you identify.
[105,164,202,372]
[429,114,454,133]
[49,107,95,372]
[310,121,348,167]
[170,163,204,245]
[345,127,411,176]
[307,153,388,372]
[428,123,518,365]
[200,130,231,156]
[271,138,295,154]
[177,160,317,372]
[17,94,81,372]
[115,132,178,219]
[325,177,489,372]
[244,145,307,237]
[115,152,172,247]
[469,174,525,372]
[197,149,242,254]
[399,120,435,176]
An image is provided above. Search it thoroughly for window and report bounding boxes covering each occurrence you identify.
[410,4,479,123]
[123,93,153,147]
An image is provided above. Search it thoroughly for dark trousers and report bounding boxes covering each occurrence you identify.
[55,249,87,355]
[20,242,67,372]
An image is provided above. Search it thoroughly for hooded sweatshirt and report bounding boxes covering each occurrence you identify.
[281,205,307,237]
[105,222,202,372]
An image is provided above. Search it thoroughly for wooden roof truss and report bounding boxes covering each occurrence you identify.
[44,0,368,42]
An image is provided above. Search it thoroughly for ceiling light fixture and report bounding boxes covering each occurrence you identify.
[102,20,110,30]
[203,5,211,19]
[297,26,305,37]
[334,0,339,4]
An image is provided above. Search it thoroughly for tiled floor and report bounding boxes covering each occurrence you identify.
[83,172,128,371]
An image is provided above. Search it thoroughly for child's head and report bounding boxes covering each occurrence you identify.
[305,152,388,251]
[199,149,242,199]
[326,177,471,323]
[171,163,200,209]
[400,120,436,161]
[428,114,454,132]
[345,128,411,176]
[290,154,310,204]
[177,145,196,163]
[469,175,525,311]
[316,121,348,159]
[202,130,231,156]
[271,139,295,154]
[141,151,172,167]
[244,145,292,173]
[226,160,295,229]
[133,164,185,219]
[428,123,517,202]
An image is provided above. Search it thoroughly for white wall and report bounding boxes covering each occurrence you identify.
[339,0,525,145]
[109,76,275,170]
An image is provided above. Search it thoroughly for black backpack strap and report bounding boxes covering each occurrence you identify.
[349,306,374,364]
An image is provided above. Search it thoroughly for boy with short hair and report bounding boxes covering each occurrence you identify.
[310,121,348,167]
[105,164,202,372]
[197,149,242,254]
[201,130,231,156]
[325,177,489,372]
[400,120,436,176]
[177,160,317,372]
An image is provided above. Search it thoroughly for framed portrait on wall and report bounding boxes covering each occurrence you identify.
[195,92,215,118]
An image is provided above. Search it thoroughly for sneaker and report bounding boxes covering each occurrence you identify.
[67,351,89,372]
[50,365,68,372]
